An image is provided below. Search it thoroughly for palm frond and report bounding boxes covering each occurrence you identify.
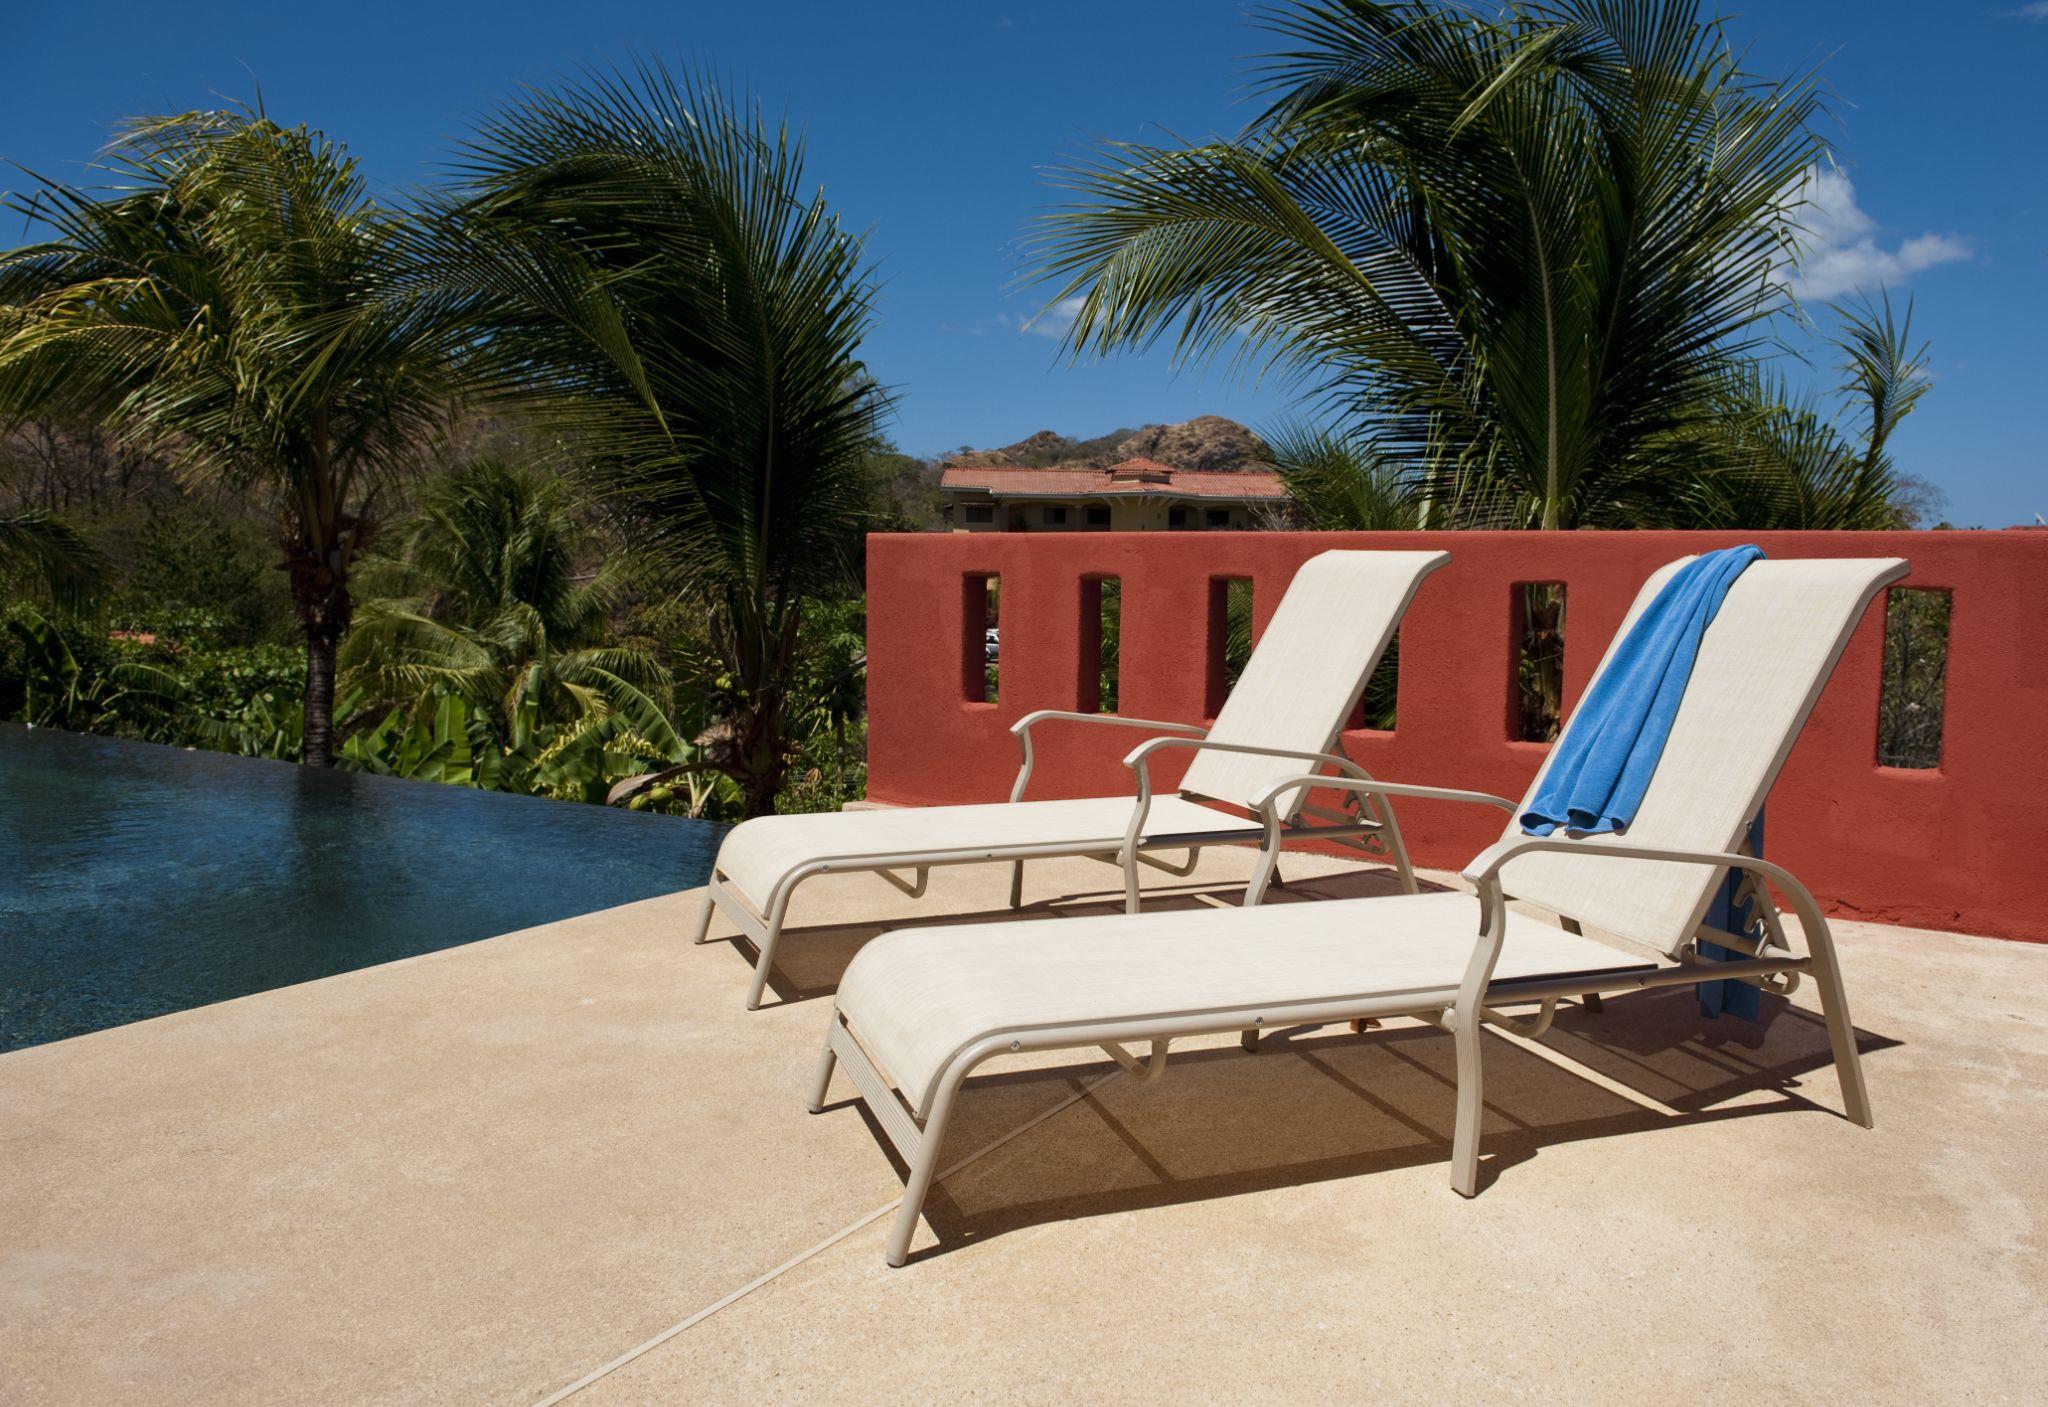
[1832,291,1930,468]
[0,508,108,612]
[407,64,891,604]
[1,102,462,763]
[1262,424,1424,529]
[1030,0,1825,529]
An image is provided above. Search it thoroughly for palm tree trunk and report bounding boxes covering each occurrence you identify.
[286,532,353,768]
[303,625,340,767]
[729,683,793,817]
[287,420,360,768]
[711,589,807,818]
[738,767,783,818]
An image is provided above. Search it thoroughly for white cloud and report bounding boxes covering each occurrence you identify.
[1777,166,1970,302]
[2006,3,2048,20]
[1021,295,1086,339]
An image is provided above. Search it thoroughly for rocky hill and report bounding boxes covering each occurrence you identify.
[942,415,1268,474]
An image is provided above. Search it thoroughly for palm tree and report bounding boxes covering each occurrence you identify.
[0,508,104,612]
[1032,0,1822,530]
[409,65,891,815]
[341,457,671,749]
[0,107,455,763]
[1260,426,1423,530]
[1679,295,1930,530]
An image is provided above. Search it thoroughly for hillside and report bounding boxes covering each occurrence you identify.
[941,415,1268,473]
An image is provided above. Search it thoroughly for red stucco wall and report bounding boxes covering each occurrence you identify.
[865,530,2048,942]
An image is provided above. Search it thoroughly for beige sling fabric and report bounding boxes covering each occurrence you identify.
[714,795,1258,909]
[1495,558,1906,957]
[836,891,1654,1116]
[707,549,1447,912]
[1180,550,1448,814]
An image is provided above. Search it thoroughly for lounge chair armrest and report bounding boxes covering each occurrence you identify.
[1119,735,1361,776]
[1460,837,1831,940]
[1010,711,1207,803]
[1010,710,1207,739]
[1111,737,1373,861]
[1251,774,1518,822]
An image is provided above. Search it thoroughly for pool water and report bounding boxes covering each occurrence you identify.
[0,724,723,1053]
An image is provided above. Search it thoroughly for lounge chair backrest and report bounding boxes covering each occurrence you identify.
[1495,556,1909,957]
[1181,549,1449,816]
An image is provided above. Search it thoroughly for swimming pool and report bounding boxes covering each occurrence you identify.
[0,724,723,1053]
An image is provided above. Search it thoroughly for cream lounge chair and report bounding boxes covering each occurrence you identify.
[695,550,1450,1009]
[811,554,1907,1266]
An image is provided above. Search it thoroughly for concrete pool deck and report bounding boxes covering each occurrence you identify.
[3,848,2044,1404]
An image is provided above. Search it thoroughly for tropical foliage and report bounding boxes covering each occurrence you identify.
[1,18,1955,824]
[1676,294,1933,530]
[0,508,105,611]
[407,67,892,813]
[1,601,294,747]
[342,458,671,750]
[1033,0,1924,532]
[0,106,456,764]
[0,465,873,819]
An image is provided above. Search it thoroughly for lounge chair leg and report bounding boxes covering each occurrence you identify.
[1240,1028,1261,1052]
[1377,802,1419,895]
[746,916,783,1011]
[1448,1007,1487,1198]
[1244,843,1281,907]
[691,886,717,944]
[1122,852,1141,915]
[1581,991,1604,1014]
[1803,918,1873,1128]
[1009,860,1025,910]
[806,1023,839,1114]
[887,1075,965,1268]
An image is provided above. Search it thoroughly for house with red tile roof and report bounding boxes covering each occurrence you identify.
[937,457,1288,532]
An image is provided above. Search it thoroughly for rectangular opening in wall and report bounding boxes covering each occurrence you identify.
[1352,632,1399,731]
[1511,582,1566,742]
[963,573,999,702]
[1206,577,1254,715]
[1876,586,1950,769]
[1078,576,1121,713]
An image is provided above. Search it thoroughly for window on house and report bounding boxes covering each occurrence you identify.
[1041,505,1068,526]
[1168,507,1191,529]
[1085,505,1111,528]
[961,504,994,524]
[1205,508,1231,528]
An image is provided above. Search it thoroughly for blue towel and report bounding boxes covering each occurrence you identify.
[1520,545,1764,837]
[1697,812,1765,1022]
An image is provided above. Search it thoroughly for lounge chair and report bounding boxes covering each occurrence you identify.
[811,554,1907,1265]
[696,549,1450,1008]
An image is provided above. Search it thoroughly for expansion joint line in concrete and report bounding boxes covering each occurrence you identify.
[532,1068,1129,1405]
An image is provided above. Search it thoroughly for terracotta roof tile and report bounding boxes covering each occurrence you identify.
[938,464,1286,500]
[1107,456,1174,478]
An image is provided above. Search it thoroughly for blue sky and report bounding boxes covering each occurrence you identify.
[5,2,2042,526]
